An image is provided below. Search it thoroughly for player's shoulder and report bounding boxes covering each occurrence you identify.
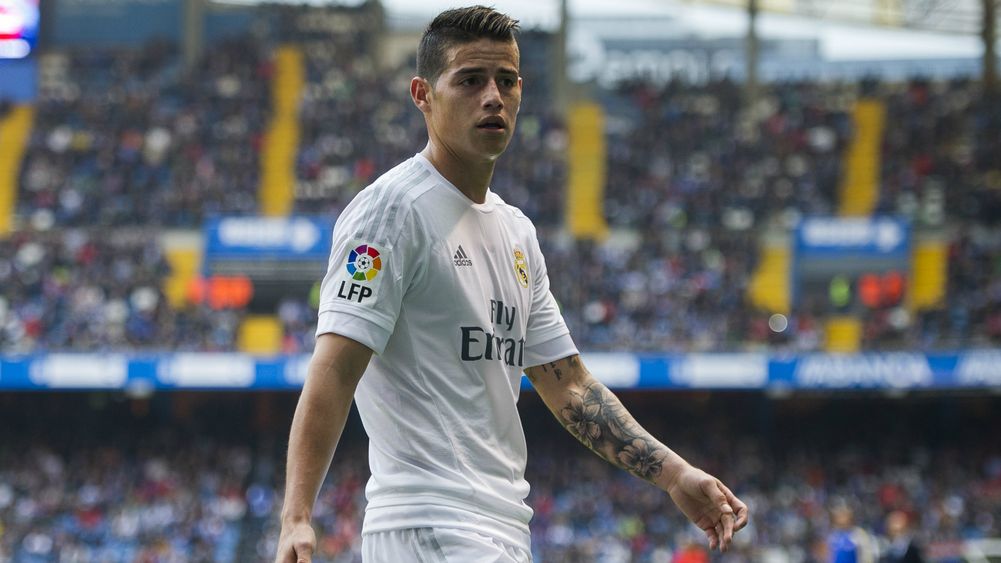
[338,157,439,245]
[490,192,537,232]
[342,156,440,222]
[360,157,439,208]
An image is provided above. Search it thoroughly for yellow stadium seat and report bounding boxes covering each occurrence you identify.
[839,99,885,217]
[238,315,283,355]
[566,102,609,240]
[260,45,305,217]
[909,240,947,311]
[748,243,790,314]
[825,316,862,353]
[0,104,35,235]
[162,235,203,308]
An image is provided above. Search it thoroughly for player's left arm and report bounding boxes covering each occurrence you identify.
[526,354,750,552]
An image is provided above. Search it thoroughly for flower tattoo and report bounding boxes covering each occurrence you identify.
[617,438,667,480]
[561,391,602,448]
[556,377,670,484]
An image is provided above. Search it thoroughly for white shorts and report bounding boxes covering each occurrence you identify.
[362,527,532,562]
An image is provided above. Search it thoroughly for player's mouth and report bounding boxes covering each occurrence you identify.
[476,116,507,132]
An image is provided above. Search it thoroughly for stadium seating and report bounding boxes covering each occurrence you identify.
[2,5,1001,560]
[5,37,1001,354]
[2,393,998,562]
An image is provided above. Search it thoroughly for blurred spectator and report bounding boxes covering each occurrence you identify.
[880,510,925,563]
[828,504,877,563]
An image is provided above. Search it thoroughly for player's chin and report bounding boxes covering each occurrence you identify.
[473,135,513,158]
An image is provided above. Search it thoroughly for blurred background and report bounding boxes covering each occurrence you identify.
[0,0,999,561]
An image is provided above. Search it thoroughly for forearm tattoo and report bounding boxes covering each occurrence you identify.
[558,380,668,482]
[540,361,564,380]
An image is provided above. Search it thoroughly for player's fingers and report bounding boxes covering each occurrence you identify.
[275,536,297,563]
[276,546,297,563]
[295,540,313,563]
[721,482,750,531]
[705,526,719,551]
[721,508,735,550]
[701,478,735,551]
[712,518,727,552]
[700,477,734,551]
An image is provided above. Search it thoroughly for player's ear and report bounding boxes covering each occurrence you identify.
[411,76,432,114]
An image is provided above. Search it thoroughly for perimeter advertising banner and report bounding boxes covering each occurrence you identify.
[3,351,1001,390]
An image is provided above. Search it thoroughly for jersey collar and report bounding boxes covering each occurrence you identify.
[414,153,497,213]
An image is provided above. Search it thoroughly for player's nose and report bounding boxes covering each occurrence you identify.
[482,79,503,109]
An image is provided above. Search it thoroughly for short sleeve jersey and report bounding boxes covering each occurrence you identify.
[316,154,578,547]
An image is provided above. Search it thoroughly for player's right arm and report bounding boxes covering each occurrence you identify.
[275,332,373,563]
[526,355,748,551]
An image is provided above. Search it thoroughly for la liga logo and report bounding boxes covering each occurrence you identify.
[346,244,382,282]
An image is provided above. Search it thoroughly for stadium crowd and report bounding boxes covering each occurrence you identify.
[0,434,250,562]
[879,78,1001,225]
[3,5,1001,563]
[1,394,999,562]
[3,0,998,354]
[287,18,566,225]
[547,78,847,352]
[6,32,1001,354]
[18,36,267,228]
[0,229,247,354]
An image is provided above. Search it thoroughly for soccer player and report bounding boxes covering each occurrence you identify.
[275,6,749,562]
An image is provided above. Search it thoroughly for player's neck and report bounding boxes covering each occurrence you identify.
[421,144,494,204]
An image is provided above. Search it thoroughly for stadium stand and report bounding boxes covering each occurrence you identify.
[10,68,1001,353]
[2,392,998,562]
[17,37,267,228]
[2,3,1001,562]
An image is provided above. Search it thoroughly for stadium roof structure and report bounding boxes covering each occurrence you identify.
[377,0,991,60]
[687,0,994,35]
[221,0,993,34]
[211,0,994,61]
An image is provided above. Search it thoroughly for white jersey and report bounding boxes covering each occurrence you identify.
[316,153,578,548]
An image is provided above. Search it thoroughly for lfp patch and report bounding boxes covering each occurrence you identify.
[346,244,382,282]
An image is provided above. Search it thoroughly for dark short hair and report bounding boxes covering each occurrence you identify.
[417,6,520,84]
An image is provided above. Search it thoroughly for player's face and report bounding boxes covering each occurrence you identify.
[422,38,522,164]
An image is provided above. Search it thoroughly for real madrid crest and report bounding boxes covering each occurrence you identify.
[513,248,529,288]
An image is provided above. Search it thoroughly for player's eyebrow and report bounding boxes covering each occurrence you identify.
[454,66,520,77]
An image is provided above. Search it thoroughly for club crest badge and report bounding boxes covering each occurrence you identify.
[513,248,529,288]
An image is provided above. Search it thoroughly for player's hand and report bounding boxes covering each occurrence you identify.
[666,463,749,552]
[275,519,317,563]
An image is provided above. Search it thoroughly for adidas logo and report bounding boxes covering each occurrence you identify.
[453,245,473,267]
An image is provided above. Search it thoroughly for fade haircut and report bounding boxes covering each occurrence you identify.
[417,6,520,84]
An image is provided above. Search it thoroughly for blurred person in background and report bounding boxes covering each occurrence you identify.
[828,504,876,563]
[275,5,747,562]
[880,511,924,563]
[672,533,710,563]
